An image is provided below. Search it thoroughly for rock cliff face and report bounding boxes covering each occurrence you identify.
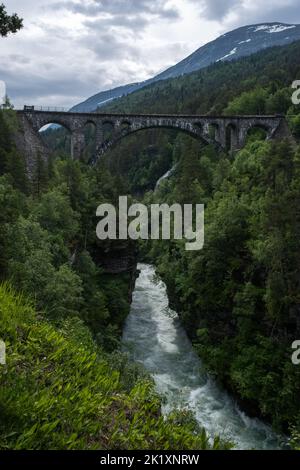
[94,243,138,302]
[97,250,137,275]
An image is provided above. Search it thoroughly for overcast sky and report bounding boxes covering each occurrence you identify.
[1,0,300,108]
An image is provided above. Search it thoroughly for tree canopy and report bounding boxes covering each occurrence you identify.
[0,3,23,37]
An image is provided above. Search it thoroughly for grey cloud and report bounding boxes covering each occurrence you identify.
[83,15,149,32]
[0,62,110,108]
[7,0,300,111]
[206,0,239,20]
[236,2,300,26]
[8,54,31,65]
[0,1,181,109]
[80,32,139,61]
[198,0,241,21]
[51,0,179,21]
[195,0,300,24]
[47,0,180,46]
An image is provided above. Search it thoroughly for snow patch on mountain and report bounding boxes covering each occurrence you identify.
[71,22,300,113]
[97,97,116,106]
[253,24,296,34]
[217,47,237,62]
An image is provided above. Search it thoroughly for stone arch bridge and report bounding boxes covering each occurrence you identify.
[17,109,289,165]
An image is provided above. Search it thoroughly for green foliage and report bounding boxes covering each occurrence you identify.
[31,189,80,244]
[2,39,300,449]
[0,110,28,192]
[0,113,133,348]
[0,3,23,37]
[0,284,231,450]
[88,42,300,439]
[102,41,300,118]
[224,87,269,115]
[88,41,300,196]
[289,114,300,138]
[147,138,300,435]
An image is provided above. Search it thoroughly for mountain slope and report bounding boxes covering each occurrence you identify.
[71,22,300,113]
[70,82,141,113]
[99,39,300,192]
[154,22,300,80]
[101,40,300,116]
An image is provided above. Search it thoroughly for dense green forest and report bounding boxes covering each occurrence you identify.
[101,40,300,193]
[0,109,232,450]
[95,40,300,443]
[145,138,300,438]
[2,37,300,449]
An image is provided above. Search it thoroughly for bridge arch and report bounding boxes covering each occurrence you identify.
[92,122,212,164]
[16,110,287,163]
[194,122,203,132]
[83,121,97,162]
[102,119,115,127]
[84,118,97,127]
[248,122,271,133]
[207,122,220,144]
[245,123,271,144]
[120,120,132,135]
[226,123,238,152]
[102,120,115,142]
[37,119,73,133]
[38,121,72,157]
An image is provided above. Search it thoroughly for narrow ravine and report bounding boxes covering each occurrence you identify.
[122,263,286,450]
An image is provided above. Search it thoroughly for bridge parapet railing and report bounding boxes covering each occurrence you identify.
[22,105,69,112]
[36,105,70,112]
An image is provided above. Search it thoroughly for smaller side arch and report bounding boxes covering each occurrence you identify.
[102,119,115,128]
[194,122,203,134]
[120,120,132,136]
[35,119,73,133]
[246,122,270,142]
[120,120,132,127]
[102,120,115,142]
[83,120,97,162]
[37,120,72,157]
[207,122,220,141]
[84,118,97,128]
[226,123,238,152]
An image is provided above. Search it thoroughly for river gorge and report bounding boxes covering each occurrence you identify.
[122,264,286,450]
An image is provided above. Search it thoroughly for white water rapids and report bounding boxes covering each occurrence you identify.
[122,264,286,450]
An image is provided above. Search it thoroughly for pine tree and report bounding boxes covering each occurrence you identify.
[0,3,23,37]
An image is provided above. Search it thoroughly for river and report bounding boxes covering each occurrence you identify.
[122,263,286,450]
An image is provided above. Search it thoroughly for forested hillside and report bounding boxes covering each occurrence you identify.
[72,22,300,113]
[145,138,300,439]
[1,282,232,450]
[0,109,232,450]
[102,40,300,117]
[2,38,300,449]
[98,40,300,195]
[96,40,300,441]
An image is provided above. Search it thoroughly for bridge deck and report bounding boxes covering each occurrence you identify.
[16,109,284,120]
